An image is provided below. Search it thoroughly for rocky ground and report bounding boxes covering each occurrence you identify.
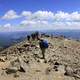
[0,36,80,80]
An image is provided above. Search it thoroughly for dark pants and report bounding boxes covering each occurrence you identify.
[39,41,46,59]
[41,48,46,59]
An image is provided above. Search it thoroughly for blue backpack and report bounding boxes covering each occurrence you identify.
[41,40,49,48]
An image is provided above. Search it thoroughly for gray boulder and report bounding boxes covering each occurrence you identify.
[6,67,18,74]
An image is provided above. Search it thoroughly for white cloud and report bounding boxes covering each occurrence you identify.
[20,20,48,26]
[2,10,80,21]
[2,10,19,20]
[0,23,26,32]
[20,10,80,30]
[70,12,80,21]
[21,20,36,26]
[20,20,49,30]
[1,10,80,31]
[3,23,11,28]
[31,11,54,20]
[54,11,70,21]
[20,19,80,30]
[0,23,12,32]
[54,11,80,21]
[21,11,80,22]
[21,11,32,17]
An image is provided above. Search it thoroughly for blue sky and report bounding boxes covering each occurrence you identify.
[0,0,80,13]
[0,0,80,31]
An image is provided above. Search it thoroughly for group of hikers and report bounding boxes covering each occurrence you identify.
[27,32,49,59]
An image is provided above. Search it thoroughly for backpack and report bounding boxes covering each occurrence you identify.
[43,40,49,48]
[40,40,49,49]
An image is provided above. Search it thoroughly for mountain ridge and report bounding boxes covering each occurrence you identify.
[0,35,80,80]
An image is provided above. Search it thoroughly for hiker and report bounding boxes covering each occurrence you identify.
[31,33,36,40]
[27,35,30,41]
[39,39,49,59]
[31,31,40,40]
[35,31,39,40]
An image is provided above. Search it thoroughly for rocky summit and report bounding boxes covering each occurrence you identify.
[0,35,80,80]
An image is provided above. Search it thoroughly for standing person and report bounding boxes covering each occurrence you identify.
[27,35,30,41]
[31,33,36,40]
[39,39,49,59]
[35,31,39,40]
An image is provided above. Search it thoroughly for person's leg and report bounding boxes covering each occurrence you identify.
[42,48,46,59]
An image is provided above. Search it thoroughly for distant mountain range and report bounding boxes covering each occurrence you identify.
[0,30,80,48]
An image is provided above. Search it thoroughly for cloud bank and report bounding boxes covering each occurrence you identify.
[2,10,20,20]
[0,10,80,31]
